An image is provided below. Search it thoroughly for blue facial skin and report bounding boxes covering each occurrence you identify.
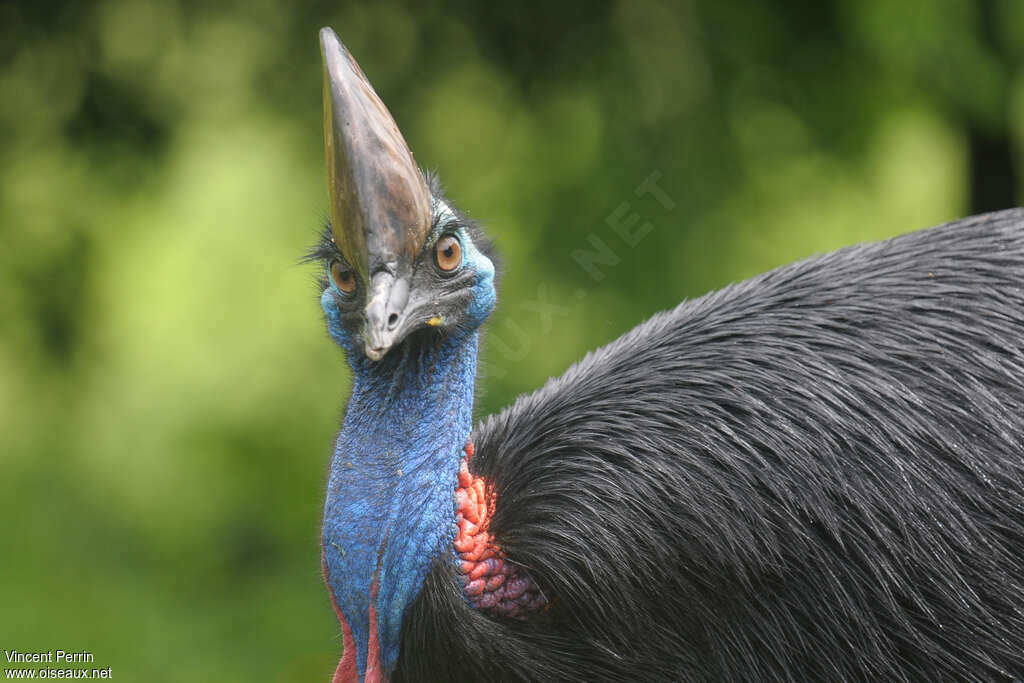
[320,218,496,678]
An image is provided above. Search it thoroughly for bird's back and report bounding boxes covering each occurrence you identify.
[397,209,1024,682]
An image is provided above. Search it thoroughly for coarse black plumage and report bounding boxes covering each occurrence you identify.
[394,209,1024,682]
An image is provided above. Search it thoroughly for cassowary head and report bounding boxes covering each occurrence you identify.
[313,28,497,362]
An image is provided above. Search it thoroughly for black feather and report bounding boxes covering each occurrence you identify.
[395,209,1024,682]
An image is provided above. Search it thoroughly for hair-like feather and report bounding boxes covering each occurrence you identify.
[394,209,1024,682]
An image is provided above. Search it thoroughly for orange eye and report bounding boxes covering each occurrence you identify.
[435,235,462,272]
[330,261,356,293]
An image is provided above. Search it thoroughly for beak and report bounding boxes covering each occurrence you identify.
[362,270,411,360]
[320,27,432,285]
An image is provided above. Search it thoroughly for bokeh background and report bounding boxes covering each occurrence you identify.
[2,0,1023,680]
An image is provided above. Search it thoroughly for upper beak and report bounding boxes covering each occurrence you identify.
[319,27,432,285]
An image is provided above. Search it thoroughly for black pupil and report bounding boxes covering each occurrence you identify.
[443,245,454,258]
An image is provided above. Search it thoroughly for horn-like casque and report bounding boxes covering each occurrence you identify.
[320,27,431,281]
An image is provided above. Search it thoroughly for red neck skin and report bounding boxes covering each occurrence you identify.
[455,441,548,617]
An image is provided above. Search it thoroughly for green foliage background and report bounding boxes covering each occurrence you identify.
[2,1,1022,680]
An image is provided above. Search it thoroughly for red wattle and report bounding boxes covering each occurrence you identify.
[364,578,385,683]
[332,616,358,683]
[323,554,384,682]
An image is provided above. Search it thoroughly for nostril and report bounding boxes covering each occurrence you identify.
[387,313,398,328]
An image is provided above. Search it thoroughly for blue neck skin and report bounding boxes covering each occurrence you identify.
[323,330,479,675]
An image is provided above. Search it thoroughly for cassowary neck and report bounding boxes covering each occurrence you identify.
[323,331,479,678]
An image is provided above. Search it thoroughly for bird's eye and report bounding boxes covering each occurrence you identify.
[330,261,357,294]
[435,234,462,273]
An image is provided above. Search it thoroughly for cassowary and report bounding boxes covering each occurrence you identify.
[310,28,1024,683]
